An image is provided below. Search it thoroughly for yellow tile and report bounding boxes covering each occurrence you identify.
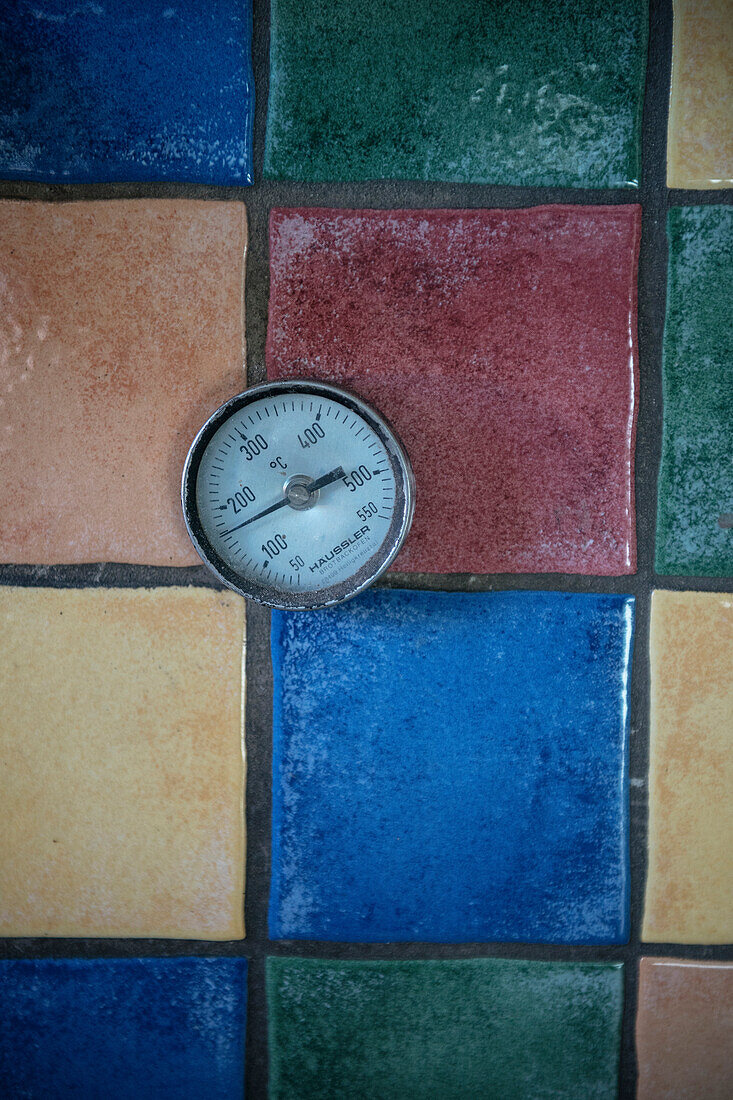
[643,590,733,942]
[0,587,245,939]
[667,0,733,188]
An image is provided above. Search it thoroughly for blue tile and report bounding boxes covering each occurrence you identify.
[0,1,254,185]
[0,957,247,1099]
[270,589,634,944]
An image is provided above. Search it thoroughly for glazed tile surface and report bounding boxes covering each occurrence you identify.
[270,589,634,944]
[667,0,733,188]
[636,958,733,1100]
[267,956,624,1100]
[643,591,733,943]
[656,206,733,576]
[0,200,246,566]
[0,0,254,185]
[267,206,640,575]
[265,0,647,186]
[0,587,246,939]
[0,957,247,1099]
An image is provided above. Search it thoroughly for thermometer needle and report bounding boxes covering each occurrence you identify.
[221,466,346,537]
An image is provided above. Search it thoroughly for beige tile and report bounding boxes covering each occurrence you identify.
[643,590,733,942]
[0,586,245,939]
[667,0,733,188]
[637,957,733,1099]
[0,200,246,565]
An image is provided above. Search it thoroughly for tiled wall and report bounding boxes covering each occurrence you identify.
[0,0,731,1097]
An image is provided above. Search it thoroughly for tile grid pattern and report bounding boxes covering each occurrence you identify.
[0,2,730,1099]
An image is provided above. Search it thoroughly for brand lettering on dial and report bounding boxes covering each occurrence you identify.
[309,526,370,572]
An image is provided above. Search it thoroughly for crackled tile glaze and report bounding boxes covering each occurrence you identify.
[656,207,733,576]
[0,587,246,939]
[0,200,246,566]
[270,589,634,944]
[667,0,733,188]
[268,206,640,575]
[637,958,733,1100]
[0,0,254,185]
[0,957,247,1099]
[643,591,733,944]
[267,957,624,1100]
[265,0,647,186]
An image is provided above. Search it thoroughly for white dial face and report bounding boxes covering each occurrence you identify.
[194,391,403,599]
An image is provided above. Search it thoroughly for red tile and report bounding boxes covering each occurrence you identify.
[267,206,640,575]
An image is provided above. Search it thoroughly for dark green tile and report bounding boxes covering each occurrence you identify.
[267,957,624,1099]
[656,206,733,576]
[265,0,647,185]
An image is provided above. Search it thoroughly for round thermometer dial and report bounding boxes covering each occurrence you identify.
[182,380,414,610]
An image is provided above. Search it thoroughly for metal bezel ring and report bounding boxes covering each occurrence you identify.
[181,380,415,611]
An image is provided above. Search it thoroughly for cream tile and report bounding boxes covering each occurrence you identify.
[667,0,733,188]
[0,586,245,939]
[643,590,733,942]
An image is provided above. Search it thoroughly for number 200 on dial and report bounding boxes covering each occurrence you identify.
[182,380,415,610]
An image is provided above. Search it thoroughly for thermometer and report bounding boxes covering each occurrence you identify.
[182,380,414,610]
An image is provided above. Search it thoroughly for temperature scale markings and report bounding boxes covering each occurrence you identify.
[256,410,262,421]
[273,405,279,416]
[264,406,270,418]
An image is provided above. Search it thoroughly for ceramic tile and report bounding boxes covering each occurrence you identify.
[636,958,733,1100]
[270,589,634,944]
[0,957,247,1099]
[268,206,640,575]
[0,200,246,566]
[265,0,647,186]
[0,586,245,939]
[667,0,733,188]
[643,591,733,944]
[267,956,624,1100]
[656,207,733,576]
[0,1,253,185]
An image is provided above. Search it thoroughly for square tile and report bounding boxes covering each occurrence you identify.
[0,957,247,1099]
[656,206,733,576]
[667,0,733,188]
[270,589,634,943]
[267,956,624,1100]
[0,586,245,939]
[265,0,647,186]
[636,958,733,1100]
[0,1,254,185]
[267,206,640,575]
[643,590,733,943]
[0,200,246,566]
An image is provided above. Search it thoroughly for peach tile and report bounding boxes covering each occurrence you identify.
[0,586,246,939]
[636,958,733,1100]
[667,0,733,188]
[642,591,733,943]
[0,200,246,565]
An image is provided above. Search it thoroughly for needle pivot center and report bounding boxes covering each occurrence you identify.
[284,474,319,511]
